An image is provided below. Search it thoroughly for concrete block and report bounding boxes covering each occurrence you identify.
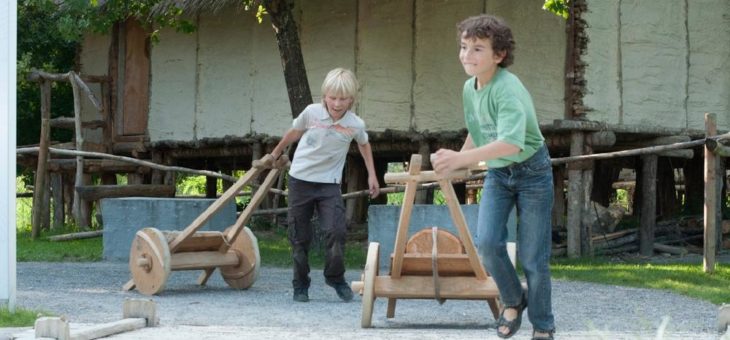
[123,298,158,326]
[367,204,516,270]
[101,198,236,262]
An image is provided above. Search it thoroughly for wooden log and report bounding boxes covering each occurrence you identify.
[50,117,106,130]
[17,147,238,182]
[48,230,102,242]
[551,119,707,138]
[75,185,175,201]
[640,154,657,256]
[31,80,51,239]
[706,138,730,157]
[595,243,639,256]
[550,134,730,165]
[566,131,584,258]
[704,113,718,273]
[594,233,637,250]
[653,243,688,255]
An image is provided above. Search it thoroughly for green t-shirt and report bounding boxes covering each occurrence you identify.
[463,67,544,168]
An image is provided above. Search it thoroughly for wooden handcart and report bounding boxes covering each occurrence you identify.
[352,154,501,327]
[122,154,290,295]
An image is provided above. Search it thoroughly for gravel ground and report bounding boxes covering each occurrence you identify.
[3,261,725,339]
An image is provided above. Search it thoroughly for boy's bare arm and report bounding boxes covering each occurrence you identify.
[460,133,476,151]
[357,142,380,198]
[432,140,519,175]
[271,128,304,159]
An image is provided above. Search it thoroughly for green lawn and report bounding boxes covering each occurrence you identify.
[551,258,730,305]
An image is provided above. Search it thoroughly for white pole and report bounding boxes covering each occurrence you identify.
[0,0,18,311]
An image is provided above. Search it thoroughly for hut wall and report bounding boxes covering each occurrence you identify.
[98,0,566,143]
[77,33,109,144]
[583,0,730,130]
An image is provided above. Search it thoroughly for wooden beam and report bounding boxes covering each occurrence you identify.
[75,185,175,201]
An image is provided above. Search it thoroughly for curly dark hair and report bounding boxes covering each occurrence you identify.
[457,14,515,68]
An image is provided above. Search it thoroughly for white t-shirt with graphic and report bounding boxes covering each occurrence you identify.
[288,103,369,184]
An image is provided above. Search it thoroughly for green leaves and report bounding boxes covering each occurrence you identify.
[543,0,570,19]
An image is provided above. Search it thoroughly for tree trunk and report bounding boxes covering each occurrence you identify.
[262,0,313,118]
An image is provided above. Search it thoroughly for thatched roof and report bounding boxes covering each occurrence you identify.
[149,0,252,16]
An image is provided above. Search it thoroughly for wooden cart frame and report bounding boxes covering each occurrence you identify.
[122,154,289,295]
[352,154,502,328]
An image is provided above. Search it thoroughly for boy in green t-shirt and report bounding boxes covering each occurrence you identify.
[432,14,555,340]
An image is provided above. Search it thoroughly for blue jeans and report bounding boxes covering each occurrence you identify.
[477,145,555,332]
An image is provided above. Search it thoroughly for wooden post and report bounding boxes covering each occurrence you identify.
[31,80,51,239]
[566,131,584,258]
[68,73,91,228]
[150,151,164,185]
[639,154,657,256]
[704,113,717,273]
[415,140,432,204]
[205,176,217,198]
[581,145,594,257]
[345,156,364,228]
[50,173,64,229]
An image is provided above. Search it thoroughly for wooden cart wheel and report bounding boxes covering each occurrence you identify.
[220,226,260,289]
[361,242,380,328]
[129,227,171,295]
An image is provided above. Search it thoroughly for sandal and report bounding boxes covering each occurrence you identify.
[496,295,527,339]
[532,329,555,340]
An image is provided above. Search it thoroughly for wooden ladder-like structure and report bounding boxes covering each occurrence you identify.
[352,154,501,328]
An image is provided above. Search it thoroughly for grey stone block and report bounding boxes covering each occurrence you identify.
[368,204,516,270]
[101,198,236,262]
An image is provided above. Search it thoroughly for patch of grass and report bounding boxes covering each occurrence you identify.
[0,306,53,327]
[255,228,366,269]
[551,257,730,305]
[17,228,102,262]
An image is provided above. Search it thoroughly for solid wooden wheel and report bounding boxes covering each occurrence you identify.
[406,227,464,254]
[129,227,171,295]
[361,242,380,328]
[220,226,260,289]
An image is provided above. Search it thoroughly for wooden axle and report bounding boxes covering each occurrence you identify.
[169,251,240,271]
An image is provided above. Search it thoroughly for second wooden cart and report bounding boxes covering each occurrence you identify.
[352,154,502,327]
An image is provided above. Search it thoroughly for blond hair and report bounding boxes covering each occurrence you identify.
[321,68,359,109]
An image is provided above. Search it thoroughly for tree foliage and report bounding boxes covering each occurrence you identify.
[543,0,570,19]
[17,0,77,147]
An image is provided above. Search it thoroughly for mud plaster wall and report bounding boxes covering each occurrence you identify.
[582,0,729,130]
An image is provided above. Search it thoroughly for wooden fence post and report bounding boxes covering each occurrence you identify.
[31,80,51,238]
[704,113,718,273]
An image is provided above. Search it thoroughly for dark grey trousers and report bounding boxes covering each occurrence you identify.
[287,176,347,289]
